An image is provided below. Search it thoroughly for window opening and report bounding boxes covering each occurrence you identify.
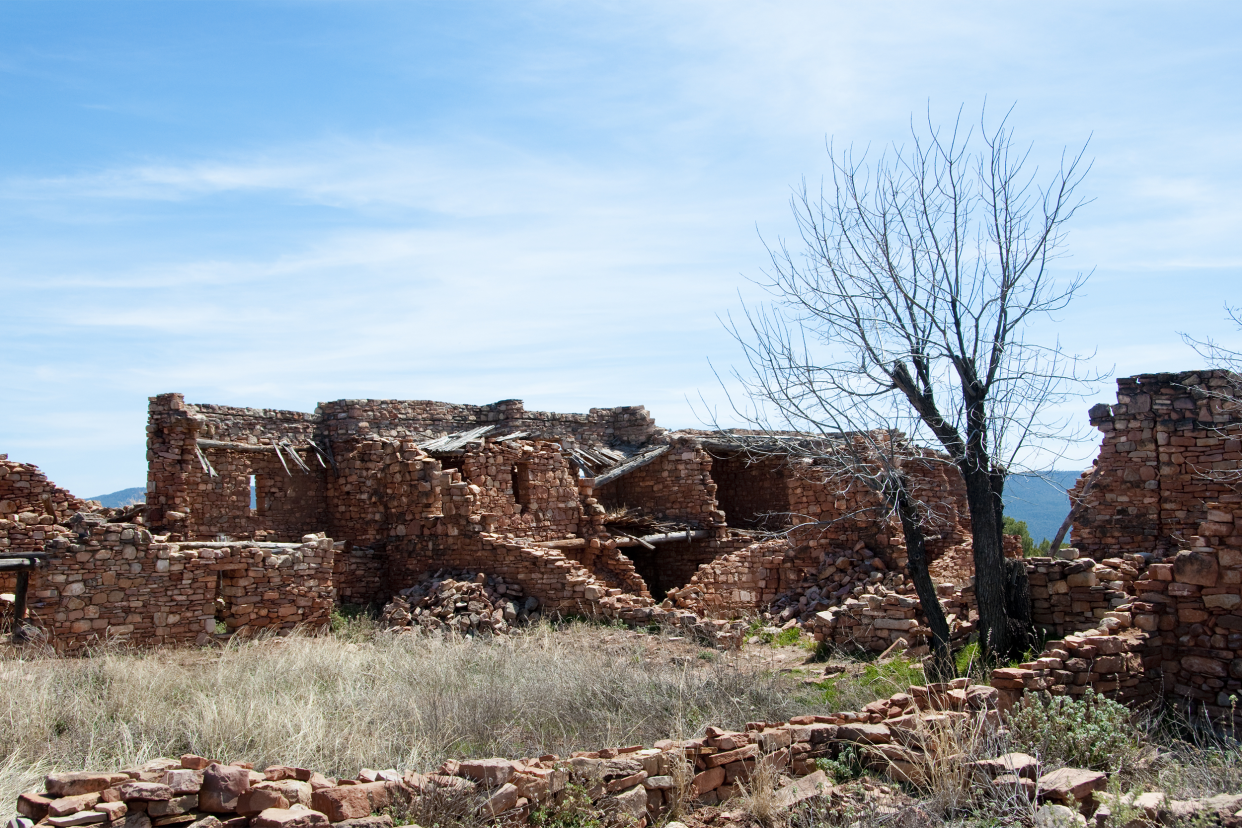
[512,463,530,512]
[249,474,257,512]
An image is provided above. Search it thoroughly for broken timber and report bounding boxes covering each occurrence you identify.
[593,444,670,486]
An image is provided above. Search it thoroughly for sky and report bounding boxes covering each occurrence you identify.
[1,1,1240,497]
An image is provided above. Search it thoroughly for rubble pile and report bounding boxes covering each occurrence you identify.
[379,571,539,636]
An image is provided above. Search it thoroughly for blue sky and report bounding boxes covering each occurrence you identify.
[2,1,1240,496]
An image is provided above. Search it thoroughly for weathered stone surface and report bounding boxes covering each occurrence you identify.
[47,812,107,827]
[236,789,290,817]
[95,802,127,822]
[970,753,1039,781]
[200,765,251,814]
[480,783,519,817]
[455,759,513,788]
[329,816,393,828]
[250,808,330,828]
[691,767,725,796]
[148,795,199,818]
[773,771,831,810]
[122,812,152,828]
[1033,803,1086,828]
[1038,768,1106,803]
[17,792,52,822]
[256,780,313,808]
[48,794,102,817]
[162,771,203,796]
[310,784,392,823]
[602,785,646,822]
[47,774,131,798]
[836,723,891,744]
[1174,550,1219,587]
[116,784,173,803]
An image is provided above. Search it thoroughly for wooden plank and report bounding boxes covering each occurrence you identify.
[594,444,671,487]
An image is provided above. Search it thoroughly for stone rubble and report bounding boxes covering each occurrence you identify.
[378,571,539,636]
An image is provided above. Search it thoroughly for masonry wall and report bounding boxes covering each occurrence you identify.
[1071,372,1242,560]
[708,455,792,529]
[147,394,330,540]
[314,399,663,447]
[595,440,724,528]
[460,442,583,541]
[29,521,335,652]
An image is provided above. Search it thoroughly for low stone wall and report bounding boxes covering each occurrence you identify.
[12,680,1001,828]
[29,523,335,652]
[1026,556,1136,638]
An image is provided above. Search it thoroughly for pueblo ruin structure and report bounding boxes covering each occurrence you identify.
[2,371,1242,726]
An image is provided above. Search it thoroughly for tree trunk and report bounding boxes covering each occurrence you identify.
[894,481,954,681]
[961,463,1012,661]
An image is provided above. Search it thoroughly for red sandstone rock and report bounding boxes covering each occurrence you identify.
[46,774,131,798]
[249,808,329,828]
[200,764,251,813]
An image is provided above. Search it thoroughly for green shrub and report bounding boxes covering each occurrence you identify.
[1006,689,1143,771]
[528,783,603,828]
[811,656,924,712]
[815,745,864,783]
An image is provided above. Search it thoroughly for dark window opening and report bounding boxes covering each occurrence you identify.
[214,571,227,635]
[512,463,530,511]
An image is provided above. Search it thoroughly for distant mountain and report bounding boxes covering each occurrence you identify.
[87,487,146,508]
[1002,470,1084,544]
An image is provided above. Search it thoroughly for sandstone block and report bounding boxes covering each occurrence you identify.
[602,785,646,822]
[1174,550,1219,587]
[236,789,289,817]
[48,812,107,827]
[116,784,173,802]
[200,765,251,813]
[162,771,203,796]
[148,795,199,818]
[47,774,131,798]
[480,783,519,817]
[250,808,329,828]
[455,758,513,788]
[48,794,102,817]
[1038,768,1105,803]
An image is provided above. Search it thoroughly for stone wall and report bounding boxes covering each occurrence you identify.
[595,439,724,528]
[27,519,334,652]
[1071,372,1242,560]
[314,399,663,447]
[1025,556,1137,638]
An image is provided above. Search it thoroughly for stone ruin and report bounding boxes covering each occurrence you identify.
[2,371,1242,727]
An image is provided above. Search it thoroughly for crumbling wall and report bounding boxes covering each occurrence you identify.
[0,454,88,525]
[1025,556,1137,638]
[1071,372,1242,559]
[332,545,387,606]
[460,441,582,540]
[147,394,329,541]
[595,440,723,527]
[25,514,334,652]
[315,399,662,447]
[708,454,791,529]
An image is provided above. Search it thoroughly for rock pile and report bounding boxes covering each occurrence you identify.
[379,571,539,636]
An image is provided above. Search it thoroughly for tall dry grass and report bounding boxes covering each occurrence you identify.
[0,622,821,811]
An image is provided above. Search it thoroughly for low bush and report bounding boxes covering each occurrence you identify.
[1006,689,1143,771]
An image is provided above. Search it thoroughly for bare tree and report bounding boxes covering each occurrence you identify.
[723,105,1102,662]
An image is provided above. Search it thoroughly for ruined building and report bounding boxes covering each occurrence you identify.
[1,392,970,651]
[4,373,1242,727]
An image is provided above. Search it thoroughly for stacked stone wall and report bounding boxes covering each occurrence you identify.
[1071,372,1242,560]
[314,399,662,447]
[708,455,791,529]
[332,545,387,606]
[595,440,723,528]
[26,522,334,652]
[1025,556,1137,638]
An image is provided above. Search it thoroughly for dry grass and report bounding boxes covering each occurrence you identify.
[0,620,822,811]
